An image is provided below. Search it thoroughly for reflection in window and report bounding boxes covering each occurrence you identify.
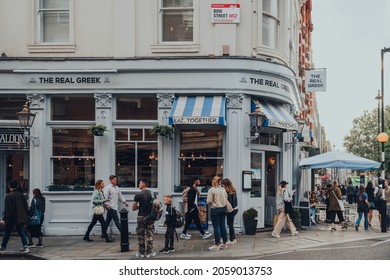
[0,97,27,120]
[266,152,278,197]
[178,129,224,189]
[51,129,95,187]
[116,97,157,120]
[161,0,193,42]
[250,152,262,198]
[51,96,95,121]
[115,128,158,188]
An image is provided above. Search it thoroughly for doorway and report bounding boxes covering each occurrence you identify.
[0,152,29,213]
[264,151,279,226]
[249,151,265,228]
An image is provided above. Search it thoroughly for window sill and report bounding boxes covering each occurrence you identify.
[151,43,200,53]
[28,44,76,54]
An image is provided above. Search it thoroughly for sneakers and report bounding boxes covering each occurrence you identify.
[226,241,235,246]
[355,225,359,231]
[208,244,220,251]
[219,244,228,250]
[202,233,212,240]
[331,227,336,232]
[35,243,44,248]
[180,233,191,240]
[168,248,175,253]
[159,248,170,254]
[271,232,280,238]
[0,247,5,254]
[135,252,145,258]
[20,247,30,254]
[291,231,299,236]
[83,236,93,242]
[146,251,156,258]
[27,243,35,248]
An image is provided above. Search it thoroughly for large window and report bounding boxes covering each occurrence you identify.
[262,0,279,48]
[51,96,95,121]
[51,129,95,187]
[0,97,27,120]
[116,97,158,120]
[161,0,193,42]
[38,0,70,43]
[115,128,158,188]
[178,129,223,188]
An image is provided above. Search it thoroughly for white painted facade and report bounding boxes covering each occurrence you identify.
[0,0,302,235]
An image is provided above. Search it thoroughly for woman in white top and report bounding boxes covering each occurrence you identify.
[206,176,228,251]
[271,181,298,238]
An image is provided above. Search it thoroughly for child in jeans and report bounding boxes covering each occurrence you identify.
[159,195,176,254]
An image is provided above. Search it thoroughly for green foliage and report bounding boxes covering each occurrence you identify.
[243,208,258,220]
[150,124,174,139]
[87,125,108,136]
[343,106,390,173]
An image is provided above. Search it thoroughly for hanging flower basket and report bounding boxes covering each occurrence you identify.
[87,125,109,136]
[150,124,174,139]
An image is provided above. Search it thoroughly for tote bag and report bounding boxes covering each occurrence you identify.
[29,199,42,225]
[332,190,345,211]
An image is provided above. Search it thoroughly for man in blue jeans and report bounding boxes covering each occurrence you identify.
[0,180,29,254]
[104,175,129,239]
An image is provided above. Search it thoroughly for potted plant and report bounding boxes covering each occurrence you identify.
[292,208,302,229]
[150,124,174,139]
[87,124,108,136]
[243,207,258,235]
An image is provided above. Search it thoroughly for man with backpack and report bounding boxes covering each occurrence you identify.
[132,178,157,258]
[159,194,176,254]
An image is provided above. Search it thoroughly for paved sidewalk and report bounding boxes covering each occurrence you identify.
[1,218,389,260]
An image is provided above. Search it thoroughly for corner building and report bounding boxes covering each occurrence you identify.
[0,0,305,234]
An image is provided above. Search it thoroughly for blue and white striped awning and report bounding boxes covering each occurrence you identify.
[251,99,298,130]
[169,96,226,125]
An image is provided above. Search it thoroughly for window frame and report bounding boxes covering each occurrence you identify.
[262,0,280,49]
[151,0,200,53]
[29,0,75,53]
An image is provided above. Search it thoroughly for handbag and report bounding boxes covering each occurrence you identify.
[283,190,294,215]
[29,199,42,225]
[226,200,233,213]
[284,200,294,215]
[332,190,345,211]
[94,205,105,215]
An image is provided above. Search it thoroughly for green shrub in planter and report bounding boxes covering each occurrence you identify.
[243,208,258,235]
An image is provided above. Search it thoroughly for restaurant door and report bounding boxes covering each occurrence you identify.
[0,151,29,214]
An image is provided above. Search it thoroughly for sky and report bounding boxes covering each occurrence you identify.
[311,0,390,151]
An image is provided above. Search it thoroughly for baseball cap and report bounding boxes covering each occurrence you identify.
[280,180,289,186]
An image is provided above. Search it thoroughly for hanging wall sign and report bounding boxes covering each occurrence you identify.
[305,69,327,92]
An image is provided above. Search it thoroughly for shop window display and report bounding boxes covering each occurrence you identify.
[115,128,158,188]
[177,129,224,191]
[50,128,95,190]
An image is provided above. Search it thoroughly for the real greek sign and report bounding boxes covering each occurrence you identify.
[28,76,110,84]
[305,69,327,92]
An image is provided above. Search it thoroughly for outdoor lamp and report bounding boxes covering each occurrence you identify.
[244,102,267,147]
[284,119,306,151]
[377,132,389,143]
[16,102,39,147]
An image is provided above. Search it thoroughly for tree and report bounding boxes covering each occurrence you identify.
[343,106,390,173]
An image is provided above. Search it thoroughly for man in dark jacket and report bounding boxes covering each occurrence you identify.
[0,180,29,254]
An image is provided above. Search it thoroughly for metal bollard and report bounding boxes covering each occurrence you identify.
[119,208,129,252]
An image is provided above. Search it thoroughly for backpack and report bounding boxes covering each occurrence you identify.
[147,191,163,222]
[174,208,184,228]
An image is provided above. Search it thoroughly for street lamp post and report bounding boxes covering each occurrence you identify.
[375,91,381,162]
[379,47,390,232]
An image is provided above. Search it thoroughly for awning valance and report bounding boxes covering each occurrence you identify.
[251,99,298,130]
[169,96,226,125]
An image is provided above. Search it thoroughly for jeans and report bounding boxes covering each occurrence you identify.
[85,214,108,238]
[210,207,227,245]
[105,208,121,235]
[226,209,238,241]
[309,207,316,222]
[1,223,28,249]
[356,211,368,230]
[182,207,205,235]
